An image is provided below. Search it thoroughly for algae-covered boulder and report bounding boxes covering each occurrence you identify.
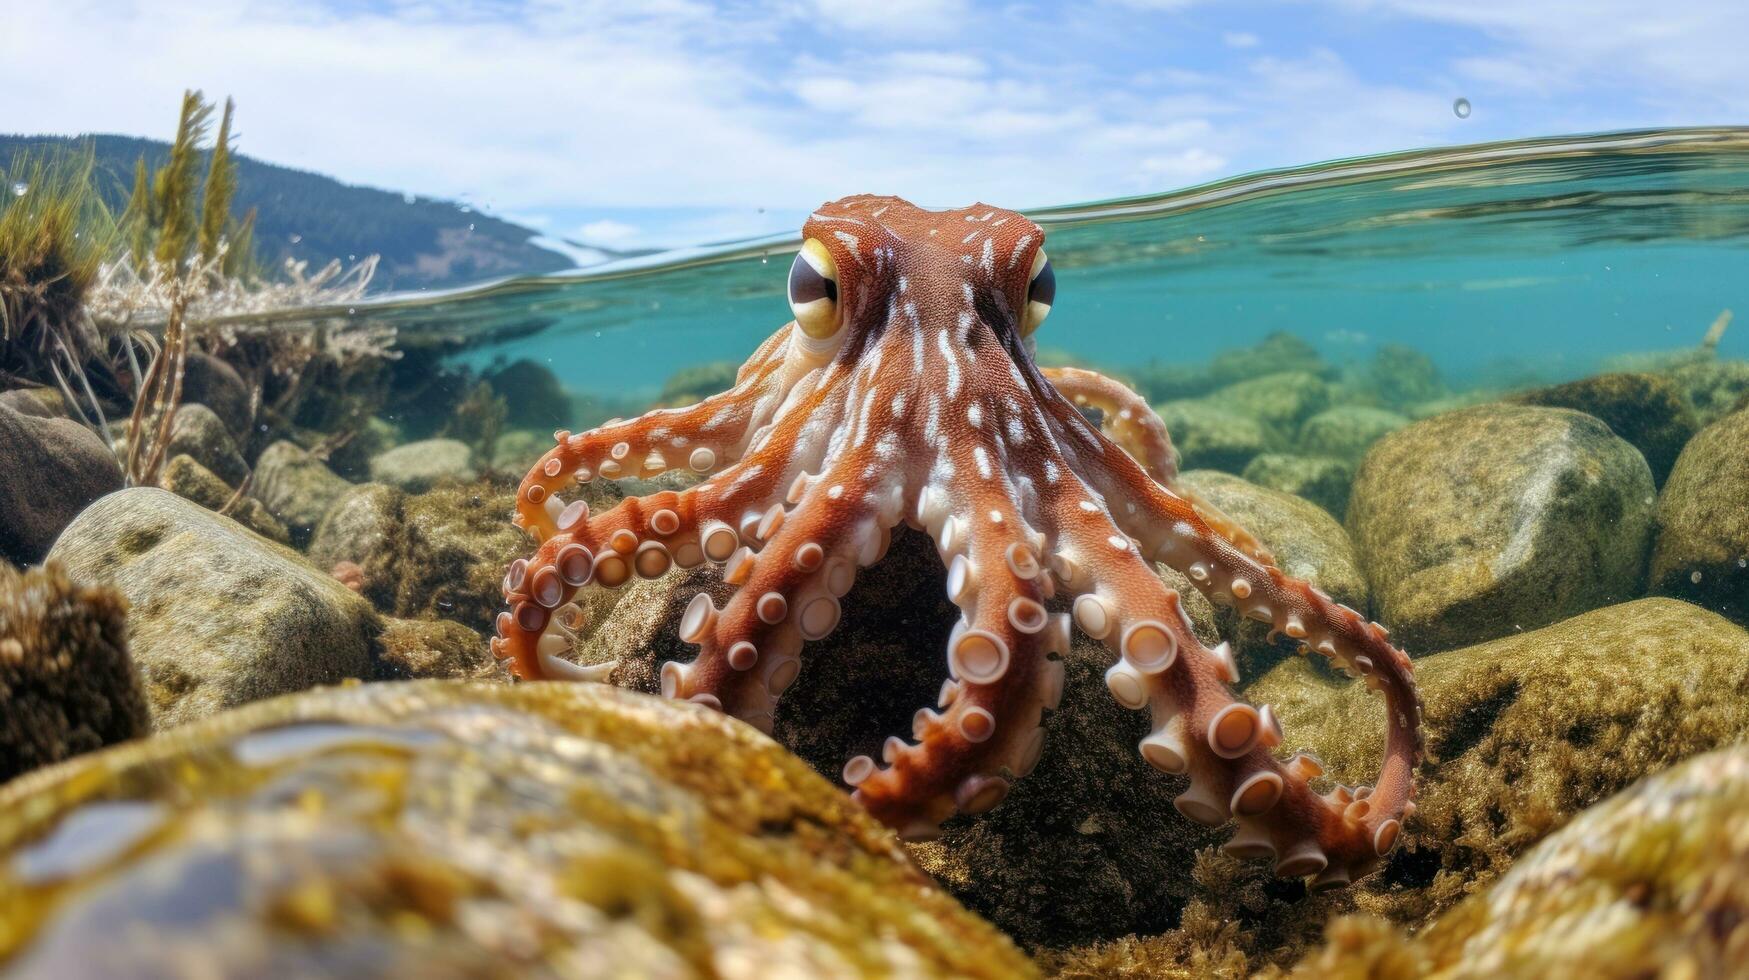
[0,402,124,566]
[165,402,249,487]
[1154,400,1274,473]
[1295,744,1749,978]
[1668,356,1749,425]
[1207,332,1329,388]
[1649,408,1749,626]
[177,351,253,442]
[1206,371,1333,433]
[1360,343,1447,411]
[161,454,291,544]
[369,437,477,492]
[0,681,1032,978]
[250,439,353,544]
[373,616,499,681]
[483,358,572,429]
[1241,453,1354,518]
[1347,404,1655,653]
[1176,470,1369,676]
[0,562,148,782]
[1511,371,1699,484]
[1250,597,1749,931]
[47,489,378,726]
[308,481,532,632]
[1295,406,1407,462]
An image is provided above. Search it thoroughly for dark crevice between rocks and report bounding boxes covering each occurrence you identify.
[1432,677,1521,762]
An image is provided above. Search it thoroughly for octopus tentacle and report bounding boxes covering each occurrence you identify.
[514,326,797,542]
[661,459,903,732]
[1041,366,1179,484]
[1035,375,1423,882]
[849,479,1069,839]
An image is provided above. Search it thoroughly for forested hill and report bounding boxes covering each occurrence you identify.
[0,133,621,292]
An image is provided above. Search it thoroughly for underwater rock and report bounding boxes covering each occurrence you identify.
[47,488,378,727]
[1347,404,1655,653]
[1207,331,1330,388]
[483,358,572,429]
[1295,406,1408,462]
[372,617,499,681]
[0,402,125,567]
[658,359,741,407]
[1293,743,1749,978]
[1250,597,1749,932]
[177,351,253,442]
[0,681,1033,979]
[309,480,574,633]
[1205,370,1333,433]
[250,439,354,545]
[1129,360,1215,403]
[369,437,477,492]
[1240,453,1354,519]
[1667,356,1749,426]
[1510,371,1699,485]
[1404,392,1493,421]
[160,454,291,544]
[0,387,59,418]
[165,403,250,488]
[1153,399,1275,472]
[1177,470,1369,676]
[323,415,400,482]
[1358,344,1447,411]
[1649,407,1749,625]
[0,561,148,782]
[490,427,548,472]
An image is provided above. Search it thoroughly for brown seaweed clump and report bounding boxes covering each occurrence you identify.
[1291,743,1749,977]
[0,680,1034,978]
[0,561,149,782]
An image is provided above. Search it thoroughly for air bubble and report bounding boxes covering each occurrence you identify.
[1692,570,1704,584]
[1453,97,1472,119]
[11,182,26,197]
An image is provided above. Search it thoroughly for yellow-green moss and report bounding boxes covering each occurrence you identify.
[0,680,1033,977]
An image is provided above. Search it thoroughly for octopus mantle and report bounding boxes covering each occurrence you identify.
[495,195,1424,890]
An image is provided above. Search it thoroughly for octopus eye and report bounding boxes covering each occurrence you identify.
[788,238,841,339]
[1023,249,1054,335]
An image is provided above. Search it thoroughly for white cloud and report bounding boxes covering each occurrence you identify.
[577,219,641,245]
[1222,31,1259,48]
[804,0,971,37]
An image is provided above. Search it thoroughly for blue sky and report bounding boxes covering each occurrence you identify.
[5,0,1746,251]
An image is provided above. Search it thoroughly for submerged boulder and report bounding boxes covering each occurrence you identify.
[165,402,249,488]
[1347,404,1655,653]
[369,437,477,492]
[1294,744,1749,978]
[1295,406,1407,462]
[372,617,499,681]
[250,440,353,544]
[1206,371,1333,433]
[0,403,124,567]
[0,561,148,782]
[1649,407,1749,625]
[0,681,1032,978]
[1154,400,1275,473]
[160,454,290,544]
[47,488,378,726]
[1240,453,1354,518]
[1510,371,1698,485]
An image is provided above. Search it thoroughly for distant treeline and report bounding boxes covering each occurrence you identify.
[0,132,584,292]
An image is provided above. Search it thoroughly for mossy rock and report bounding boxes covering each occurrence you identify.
[0,562,147,782]
[161,454,290,544]
[1293,744,1749,978]
[1667,356,1749,426]
[1510,371,1699,485]
[1240,453,1354,519]
[1207,332,1329,388]
[1206,371,1333,432]
[482,358,571,429]
[1649,407,1749,626]
[1177,470,1369,677]
[48,488,379,727]
[250,440,354,545]
[372,617,499,681]
[1155,400,1276,473]
[1295,406,1408,462]
[1359,344,1447,411]
[1347,404,1655,653]
[0,403,124,567]
[369,438,478,493]
[0,681,1032,978]
[1252,597,1749,932]
[658,360,741,407]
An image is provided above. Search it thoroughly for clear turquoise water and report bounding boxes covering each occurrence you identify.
[264,128,1749,401]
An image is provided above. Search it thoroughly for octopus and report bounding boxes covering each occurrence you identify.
[494,196,1424,889]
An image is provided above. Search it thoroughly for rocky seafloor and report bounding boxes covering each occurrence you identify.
[2,330,1748,977]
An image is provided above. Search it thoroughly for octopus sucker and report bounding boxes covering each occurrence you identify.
[496,194,1422,890]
